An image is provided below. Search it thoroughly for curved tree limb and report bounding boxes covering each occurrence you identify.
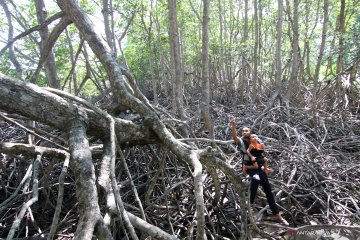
[0,12,65,57]
[56,1,208,238]
[30,16,72,85]
[0,74,157,146]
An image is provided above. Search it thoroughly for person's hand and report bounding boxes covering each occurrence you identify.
[242,165,247,173]
[251,156,256,162]
[264,167,273,175]
[230,115,236,126]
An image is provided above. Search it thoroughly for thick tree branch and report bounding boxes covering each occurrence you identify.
[68,117,111,239]
[0,73,157,146]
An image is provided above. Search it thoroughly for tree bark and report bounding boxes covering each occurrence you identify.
[335,0,346,108]
[102,0,115,52]
[141,1,158,104]
[0,73,156,146]
[312,0,328,109]
[0,1,23,79]
[239,0,249,103]
[275,0,283,85]
[252,0,259,103]
[68,117,111,239]
[200,0,214,140]
[288,0,300,100]
[35,0,61,89]
[168,0,186,120]
[336,0,346,76]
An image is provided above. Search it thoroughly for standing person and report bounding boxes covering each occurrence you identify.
[230,116,288,225]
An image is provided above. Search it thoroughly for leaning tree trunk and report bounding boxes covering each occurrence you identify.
[56,0,207,238]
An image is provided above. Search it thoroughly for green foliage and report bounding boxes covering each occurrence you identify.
[54,32,73,73]
[0,0,359,100]
[344,12,360,65]
[0,53,15,76]
[124,39,149,84]
[80,79,101,96]
[79,0,98,14]
[36,72,48,87]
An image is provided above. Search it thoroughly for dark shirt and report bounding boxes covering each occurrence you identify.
[249,148,265,167]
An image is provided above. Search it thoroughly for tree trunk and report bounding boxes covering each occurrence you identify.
[217,0,228,102]
[0,74,157,147]
[200,0,214,141]
[64,28,77,93]
[141,2,158,104]
[168,0,186,120]
[265,0,288,113]
[335,0,346,108]
[288,0,300,100]
[35,0,60,89]
[0,1,23,79]
[155,12,168,97]
[102,0,115,52]
[336,0,346,76]
[252,0,259,103]
[312,0,328,109]
[239,0,249,103]
[68,118,111,239]
[274,0,283,85]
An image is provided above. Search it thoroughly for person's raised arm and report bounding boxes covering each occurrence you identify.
[230,116,239,144]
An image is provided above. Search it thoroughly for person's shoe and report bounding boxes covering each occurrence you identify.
[274,213,289,226]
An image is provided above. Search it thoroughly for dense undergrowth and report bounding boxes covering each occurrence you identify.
[0,95,359,239]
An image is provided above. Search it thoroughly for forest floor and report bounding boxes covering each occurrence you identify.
[1,98,360,239]
[162,98,360,239]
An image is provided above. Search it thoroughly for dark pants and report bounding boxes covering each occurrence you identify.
[250,169,279,215]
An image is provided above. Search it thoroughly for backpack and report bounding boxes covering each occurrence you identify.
[238,137,250,163]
